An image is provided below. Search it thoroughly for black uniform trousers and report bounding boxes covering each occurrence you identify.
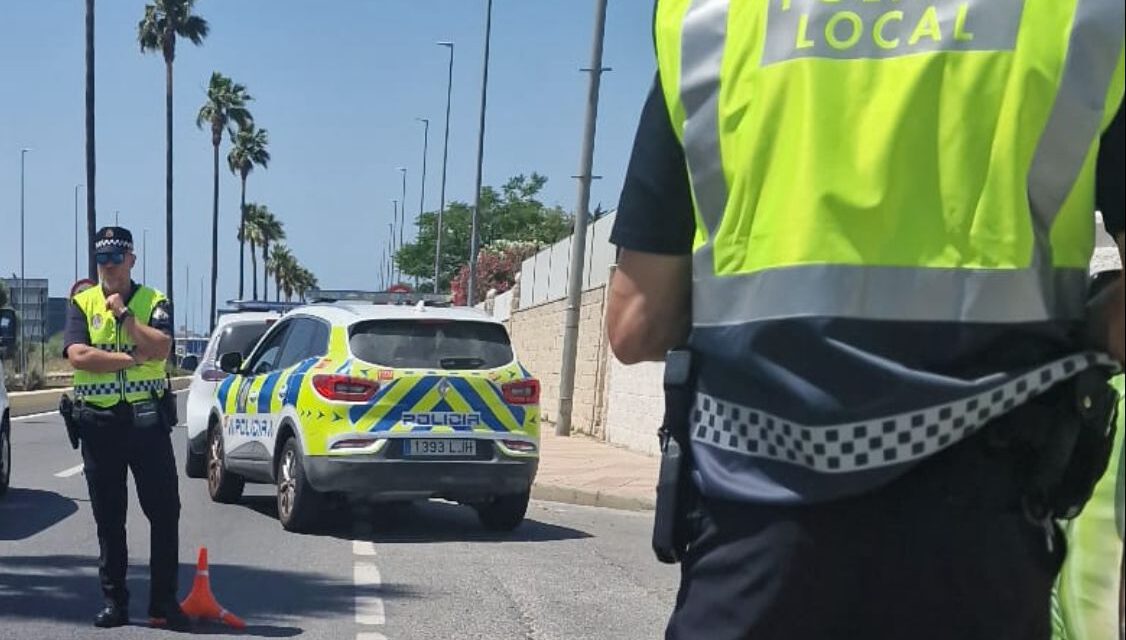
[665,398,1071,640]
[79,401,181,613]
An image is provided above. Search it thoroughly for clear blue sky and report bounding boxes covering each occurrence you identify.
[0,1,655,332]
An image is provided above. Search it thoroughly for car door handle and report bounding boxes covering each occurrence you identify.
[249,393,259,403]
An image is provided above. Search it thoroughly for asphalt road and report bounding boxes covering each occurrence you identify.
[0,392,678,640]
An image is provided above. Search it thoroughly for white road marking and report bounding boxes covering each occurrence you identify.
[11,411,61,422]
[353,562,386,625]
[54,464,85,478]
[352,540,378,556]
[356,633,389,640]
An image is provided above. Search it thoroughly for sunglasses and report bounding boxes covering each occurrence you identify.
[95,253,127,266]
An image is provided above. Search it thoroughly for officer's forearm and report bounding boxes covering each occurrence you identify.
[123,317,171,360]
[67,344,136,373]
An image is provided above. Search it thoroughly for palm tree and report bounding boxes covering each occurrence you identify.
[254,207,285,302]
[85,0,97,280]
[139,0,208,333]
[197,72,251,328]
[267,245,295,303]
[294,267,318,302]
[227,124,270,298]
[240,204,266,300]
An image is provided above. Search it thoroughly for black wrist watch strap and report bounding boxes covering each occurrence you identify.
[116,308,134,323]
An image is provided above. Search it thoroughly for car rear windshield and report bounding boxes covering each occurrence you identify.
[349,319,514,370]
[215,322,271,359]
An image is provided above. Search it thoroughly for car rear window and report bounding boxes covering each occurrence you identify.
[349,320,514,370]
[215,322,271,359]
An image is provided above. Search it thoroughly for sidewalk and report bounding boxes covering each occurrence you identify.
[532,429,659,511]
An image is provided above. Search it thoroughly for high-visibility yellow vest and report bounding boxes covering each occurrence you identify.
[654,0,1123,502]
[72,284,169,408]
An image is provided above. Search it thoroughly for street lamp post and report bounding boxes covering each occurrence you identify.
[435,41,455,293]
[19,148,31,378]
[467,0,494,307]
[142,228,148,285]
[415,117,430,239]
[391,199,399,284]
[398,166,407,273]
[74,184,84,282]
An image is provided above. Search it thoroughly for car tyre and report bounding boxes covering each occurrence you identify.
[184,436,207,479]
[475,491,530,532]
[276,436,322,533]
[0,415,11,497]
[207,425,244,503]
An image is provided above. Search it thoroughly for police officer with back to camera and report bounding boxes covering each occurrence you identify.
[607,1,1124,639]
[63,226,190,630]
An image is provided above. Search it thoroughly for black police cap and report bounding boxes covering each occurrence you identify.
[94,226,134,255]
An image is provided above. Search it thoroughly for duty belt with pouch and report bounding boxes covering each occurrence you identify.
[58,393,81,450]
[131,397,164,429]
[653,348,697,564]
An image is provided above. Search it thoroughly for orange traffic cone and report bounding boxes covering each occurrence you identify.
[179,547,246,629]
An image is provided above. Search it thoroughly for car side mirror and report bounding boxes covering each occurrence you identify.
[218,351,243,375]
[180,354,199,372]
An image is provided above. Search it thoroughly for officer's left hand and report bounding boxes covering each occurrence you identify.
[105,294,127,319]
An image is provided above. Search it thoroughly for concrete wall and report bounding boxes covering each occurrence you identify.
[604,357,664,457]
[508,285,609,438]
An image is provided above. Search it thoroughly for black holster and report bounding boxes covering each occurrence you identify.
[58,394,81,450]
[653,349,697,564]
[1019,367,1120,522]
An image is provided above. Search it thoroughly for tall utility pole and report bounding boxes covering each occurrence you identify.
[391,199,399,283]
[19,148,31,377]
[557,0,610,437]
[74,184,84,282]
[467,0,494,307]
[398,167,408,280]
[85,0,97,280]
[435,41,455,293]
[415,118,430,239]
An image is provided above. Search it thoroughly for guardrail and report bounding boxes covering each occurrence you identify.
[7,376,192,417]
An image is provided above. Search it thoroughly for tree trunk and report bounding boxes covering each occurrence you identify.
[164,58,175,340]
[276,275,281,303]
[262,241,270,302]
[209,142,219,331]
[85,0,97,280]
[250,241,259,300]
[238,176,247,299]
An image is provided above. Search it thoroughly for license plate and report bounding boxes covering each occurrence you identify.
[404,439,476,457]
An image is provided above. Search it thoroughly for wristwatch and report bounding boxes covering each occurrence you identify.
[115,308,134,323]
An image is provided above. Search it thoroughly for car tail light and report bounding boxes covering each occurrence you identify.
[200,367,228,382]
[502,379,540,405]
[502,439,538,453]
[312,374,379,402]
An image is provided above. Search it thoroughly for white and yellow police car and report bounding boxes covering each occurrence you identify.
[203,293,541,532]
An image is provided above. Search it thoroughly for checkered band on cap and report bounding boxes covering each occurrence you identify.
[95,237,133,252]
[692,352,1119,474]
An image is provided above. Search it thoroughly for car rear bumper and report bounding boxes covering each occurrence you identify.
[303,441,538,501]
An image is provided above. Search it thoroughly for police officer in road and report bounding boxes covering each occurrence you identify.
[608,1,1125,639]
[63,226,189,630]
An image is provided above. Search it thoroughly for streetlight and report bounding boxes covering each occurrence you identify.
[74,184,84,282]
[415,116,430,238]
[435,41,455,293]
[19,148,31,378]
[397,166,407,260]
[391,199,399,283]
[467,0,494,307]
[143,228,148,285]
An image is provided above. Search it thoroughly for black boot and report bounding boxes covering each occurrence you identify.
[149,602,192,631]
[93,602,129,628]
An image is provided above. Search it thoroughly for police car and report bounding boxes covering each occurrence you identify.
[183,308,281,478]
[202,292,541,532]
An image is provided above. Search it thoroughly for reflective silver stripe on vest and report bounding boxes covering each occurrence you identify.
[694,264,1090,326]
[1027,0,1124,266]
[679,0,731,273]
[692,352,1118,473]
